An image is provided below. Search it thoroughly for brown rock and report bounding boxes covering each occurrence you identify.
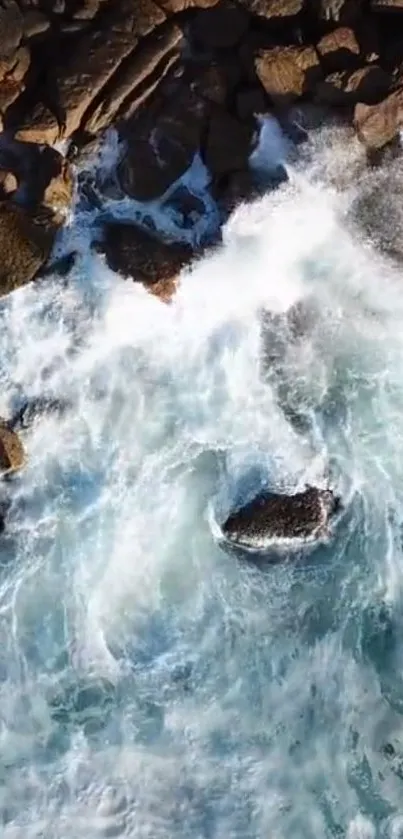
[354,88,403,149]
[72,0,102,19]
[101,222,195,301]
[204,107,255,177]
[84,22,183,135]
[190,1,249,49]
[118,90,207,200]
[316,65,391,106]
[15,0,168,143]
[0,170,18,196]
[0,421,25,474]
[23,10,50,38]
[236,0,304,19]
[316,27,360,72]
[157,0,220,9]
[42,153,73,224]
[255,46,322,101]
[0,202,55,297]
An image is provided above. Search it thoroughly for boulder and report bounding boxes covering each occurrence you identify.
[236,0,304,19]
[118,89,207,201]
[221,486,341,551]
[190,1,249,49]
[316,27,360,72]
[255,46,322,102]
[316,65,391,106]
[15,0,168,143]
[0,420,25,474]
[204,106,255,177]
[0,202,55,297]
[83,22,183,135]
[314,0,363,22]
[100,222,195,301]
[354,88,403,149]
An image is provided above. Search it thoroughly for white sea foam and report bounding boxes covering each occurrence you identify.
[1,121,403,837]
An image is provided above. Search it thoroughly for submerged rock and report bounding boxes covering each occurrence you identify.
[221,486,341,552]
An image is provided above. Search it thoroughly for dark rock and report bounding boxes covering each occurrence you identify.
[0,1,23,60]
[255,46,322,102]
[0,420,25,474]
[354,87,403,149]
[316,65,391,106]
[118,89,206,200]
[316,27,360,72]
[190,1,249,49]
[221,486,341,551]
[100,222,196,302]
[204,106,255,177]
[164,185,205,228]
[236,85,268,120]
[314,0,364,23]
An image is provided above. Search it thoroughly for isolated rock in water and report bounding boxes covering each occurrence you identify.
[0,420,25,474]
[100,222,195,302]
[222,486,341,550]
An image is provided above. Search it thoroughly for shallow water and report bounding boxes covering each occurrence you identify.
[1,123,403,838]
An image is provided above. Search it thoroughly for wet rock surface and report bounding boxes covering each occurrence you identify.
[222,486,341,551]
[0,420,25,474]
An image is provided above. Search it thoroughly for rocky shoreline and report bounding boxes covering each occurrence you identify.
[0,0,403,535]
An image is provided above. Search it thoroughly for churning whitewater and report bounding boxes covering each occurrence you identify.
[2,120,403,838]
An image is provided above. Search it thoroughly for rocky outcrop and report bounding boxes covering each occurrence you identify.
[255,46,322,101]
[0,201,55,296]
[221,486,341,551]
[0,420,25,474]
[316,65,391,106]
[100,222,196,301]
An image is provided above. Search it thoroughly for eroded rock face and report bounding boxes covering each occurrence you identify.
[0,420,25,474]
[100,222,196,302]
[222,486,341,551]
[0,202,55,297]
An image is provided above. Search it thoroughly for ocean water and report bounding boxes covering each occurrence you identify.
[1,119,403,838]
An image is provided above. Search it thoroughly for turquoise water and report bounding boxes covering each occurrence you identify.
[1,124,403,837]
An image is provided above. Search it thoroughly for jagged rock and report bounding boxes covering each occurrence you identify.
[0,202,55,297]
[0,139,73,222]
[100,222,195,301]
[204,106,255,177]
[371,0,403,9]
[316,27,360,72]
[118,89,206,200]
[255,46,322,101]
[190,1,249,49]
[221,486,341,551]
[236,0,304,19]
[316,65,391,106]
[83,22,183,135]
[354,88,403,149]
[0,420,25,474]
[15,0,168,143]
